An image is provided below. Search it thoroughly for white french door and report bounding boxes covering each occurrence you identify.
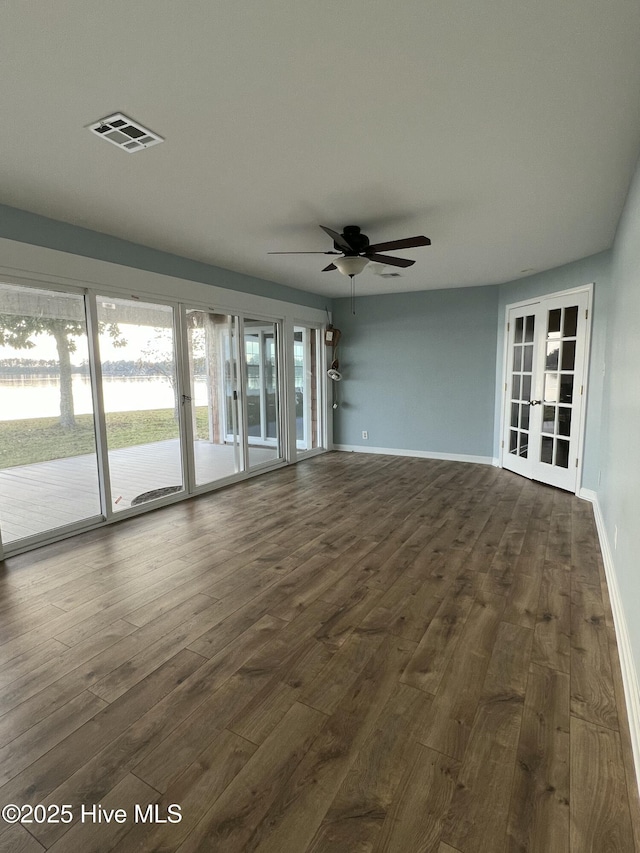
[502,288,591,492]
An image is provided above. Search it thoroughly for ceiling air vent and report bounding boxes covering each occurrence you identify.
[87,113,164,153]
[379,272,402,278]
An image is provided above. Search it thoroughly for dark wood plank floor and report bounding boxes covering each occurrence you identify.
[0,452,638,852]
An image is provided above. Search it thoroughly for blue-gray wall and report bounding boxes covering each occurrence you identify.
[495,250,612,491]
[600,151,640,671]
[0,203,327,311]
[331,252,610,481]
[332,285,499,458]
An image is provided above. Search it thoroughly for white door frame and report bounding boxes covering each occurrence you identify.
[499,283,594,493]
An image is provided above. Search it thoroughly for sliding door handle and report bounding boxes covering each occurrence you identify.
[529,399,541,406]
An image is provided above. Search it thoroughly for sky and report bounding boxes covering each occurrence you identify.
[0,324,173,364]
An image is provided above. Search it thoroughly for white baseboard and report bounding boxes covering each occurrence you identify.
[332,444,494,466]
[578,487,598,502]
[581,491,640,796]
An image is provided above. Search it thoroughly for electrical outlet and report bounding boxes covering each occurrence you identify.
[362,430,368,440]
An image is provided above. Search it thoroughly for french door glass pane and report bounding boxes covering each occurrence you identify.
[556,439,570,468]
[96,297,183,511]
[508,312,534,457]
[539,303,579,470]
[294,326,320,451]
[523,345,533,372]
[513,346,522,372]
[544,373,558,402]
[558,407,572,436]
[542,405,555,433]
[514,317,523,343]
[244,319,281,468]
[186,309,242,486]
[0,282,101,543]
[563,306,578,337]
[546,342,560,370]
[548,309,561,337]
[524,315,535,342]
[559,374,573,403]
[561,340,576,371]
[512,374,521,399]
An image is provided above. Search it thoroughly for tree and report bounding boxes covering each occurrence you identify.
[137,327,181,419]
[0,315,125,428]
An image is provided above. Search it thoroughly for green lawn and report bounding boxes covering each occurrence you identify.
[0,408,209,469]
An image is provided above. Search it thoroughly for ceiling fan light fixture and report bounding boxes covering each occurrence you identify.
[334,256,369,277]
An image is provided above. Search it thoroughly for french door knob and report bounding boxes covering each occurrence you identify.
[529,399,541,406]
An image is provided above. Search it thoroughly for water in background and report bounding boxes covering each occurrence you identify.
[0,375,208,421]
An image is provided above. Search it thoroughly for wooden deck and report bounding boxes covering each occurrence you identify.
[0,453,638,852]
[0,440,277,545]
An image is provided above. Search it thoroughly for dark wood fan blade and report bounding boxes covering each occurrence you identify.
[366,235,431,253]
[320,226,354,253]
[365,253,416,268]
[268,251,340,255]
[322,263,337,272]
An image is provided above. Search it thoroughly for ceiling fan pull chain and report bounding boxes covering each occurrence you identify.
[351,274,356,315]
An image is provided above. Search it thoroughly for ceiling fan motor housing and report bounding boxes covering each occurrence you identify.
[336,225,370,255]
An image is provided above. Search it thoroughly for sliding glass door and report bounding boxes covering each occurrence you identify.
[0,284,296,555]
[243,319,282,469]
[185,308,242,487]
[294,326,321,452]
[0,282,101,544]
[96,296,184,511]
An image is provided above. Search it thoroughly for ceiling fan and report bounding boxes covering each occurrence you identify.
[269,225,431,278]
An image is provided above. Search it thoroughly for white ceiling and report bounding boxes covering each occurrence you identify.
[2,1,640,298]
